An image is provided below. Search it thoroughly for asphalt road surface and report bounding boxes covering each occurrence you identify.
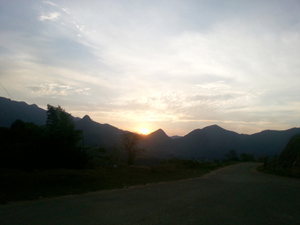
[1,163,300,225]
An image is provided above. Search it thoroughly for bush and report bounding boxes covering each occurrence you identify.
[279,135,300,169]
[240,153,256,162]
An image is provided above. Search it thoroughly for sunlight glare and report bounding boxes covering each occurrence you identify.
[139,128,150,135]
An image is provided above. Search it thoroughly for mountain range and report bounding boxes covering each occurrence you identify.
[141,125,300,160]
[1,96,300,160]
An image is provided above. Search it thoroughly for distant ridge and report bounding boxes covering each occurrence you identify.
[81,115,92,122]
[147,129,171,142]
[170,135,182,139]
[141,129,173,158]
[75,115,124,148]
[1,96,300,160]
[0,96,47,127]
[0,97,124,149]
[154,126,300,160]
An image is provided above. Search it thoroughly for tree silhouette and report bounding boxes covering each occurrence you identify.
[0,120,44,169]
[224,150,239,161]
[46,105,82,145]
[0,106,89,169]
[279,135,300,169]
[44,105,87,169]
[121,131,145,165]
[240,153,256,162]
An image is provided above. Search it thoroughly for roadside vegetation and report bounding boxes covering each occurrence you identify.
[0,105,240,204]
[1,102,298,206]
[0,160,238,204]
[0,105,88,170]
[257,134,300,179]
[0,104,267,205]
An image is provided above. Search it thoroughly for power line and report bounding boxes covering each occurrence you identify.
[0,82,31,123]
[0,82,14,100]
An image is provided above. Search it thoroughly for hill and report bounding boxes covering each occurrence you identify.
[0,96,124,149]
[140,129,173,158]
[141,125,300,160]
[1,96,300,160]
[75,115,123,149]
[172,125,242,159]
[0,97,46,127]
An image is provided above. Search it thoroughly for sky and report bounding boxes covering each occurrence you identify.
[0,0,300,136]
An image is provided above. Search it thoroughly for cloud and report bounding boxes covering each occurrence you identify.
[1,0,300,135]
[103,87,258,123]
[61,8,70,15]
[27,84,91,96]
[43,1,58,7]
[39,12,60,21]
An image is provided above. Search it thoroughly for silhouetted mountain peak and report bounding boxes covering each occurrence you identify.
[147,129,170,142]
[82,115,92,122]
[151,128,167,136]
[75,115,123,148]
[202,124,240,136]
[2,96,300,161]
[184,125,238,141]
[156,128,165,133]
[0,96,47,127]
[203,124,223,131]
[31,103,39,108]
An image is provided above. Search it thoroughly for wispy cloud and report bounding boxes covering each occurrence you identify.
[43,1,58,7]
[39,12,60,21]
[27,84,91,96]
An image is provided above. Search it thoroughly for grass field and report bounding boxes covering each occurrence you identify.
[256,164,300,179]
[0,160,236,204]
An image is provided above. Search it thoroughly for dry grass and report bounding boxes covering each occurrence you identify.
[0,161,236,204]
[256,165,300,178]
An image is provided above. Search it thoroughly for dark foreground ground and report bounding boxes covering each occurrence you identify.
[1,163,299,225]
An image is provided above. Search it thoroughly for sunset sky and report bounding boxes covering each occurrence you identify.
[0,0,299,136]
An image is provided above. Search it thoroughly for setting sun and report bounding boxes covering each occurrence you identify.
[139,128,150,135]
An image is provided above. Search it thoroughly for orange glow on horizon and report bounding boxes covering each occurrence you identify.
[139,128,150,135]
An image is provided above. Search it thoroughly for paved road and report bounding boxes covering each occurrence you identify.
[1,163,300,225]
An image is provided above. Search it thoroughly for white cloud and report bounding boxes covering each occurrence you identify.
[27,84,91,96]
[43,1,58,7]
[1,0,300,135]
[61,8,70,15]
[39,12,60,21]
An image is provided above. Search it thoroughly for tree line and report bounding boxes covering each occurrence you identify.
[0,105,89,169]
[0,105,145,170]
[262,134,300,177]
[2,104,297,172]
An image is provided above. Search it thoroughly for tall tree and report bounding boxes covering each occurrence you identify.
[46,105,82,147]
[44,105,87,169]
[121,131,145,165]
